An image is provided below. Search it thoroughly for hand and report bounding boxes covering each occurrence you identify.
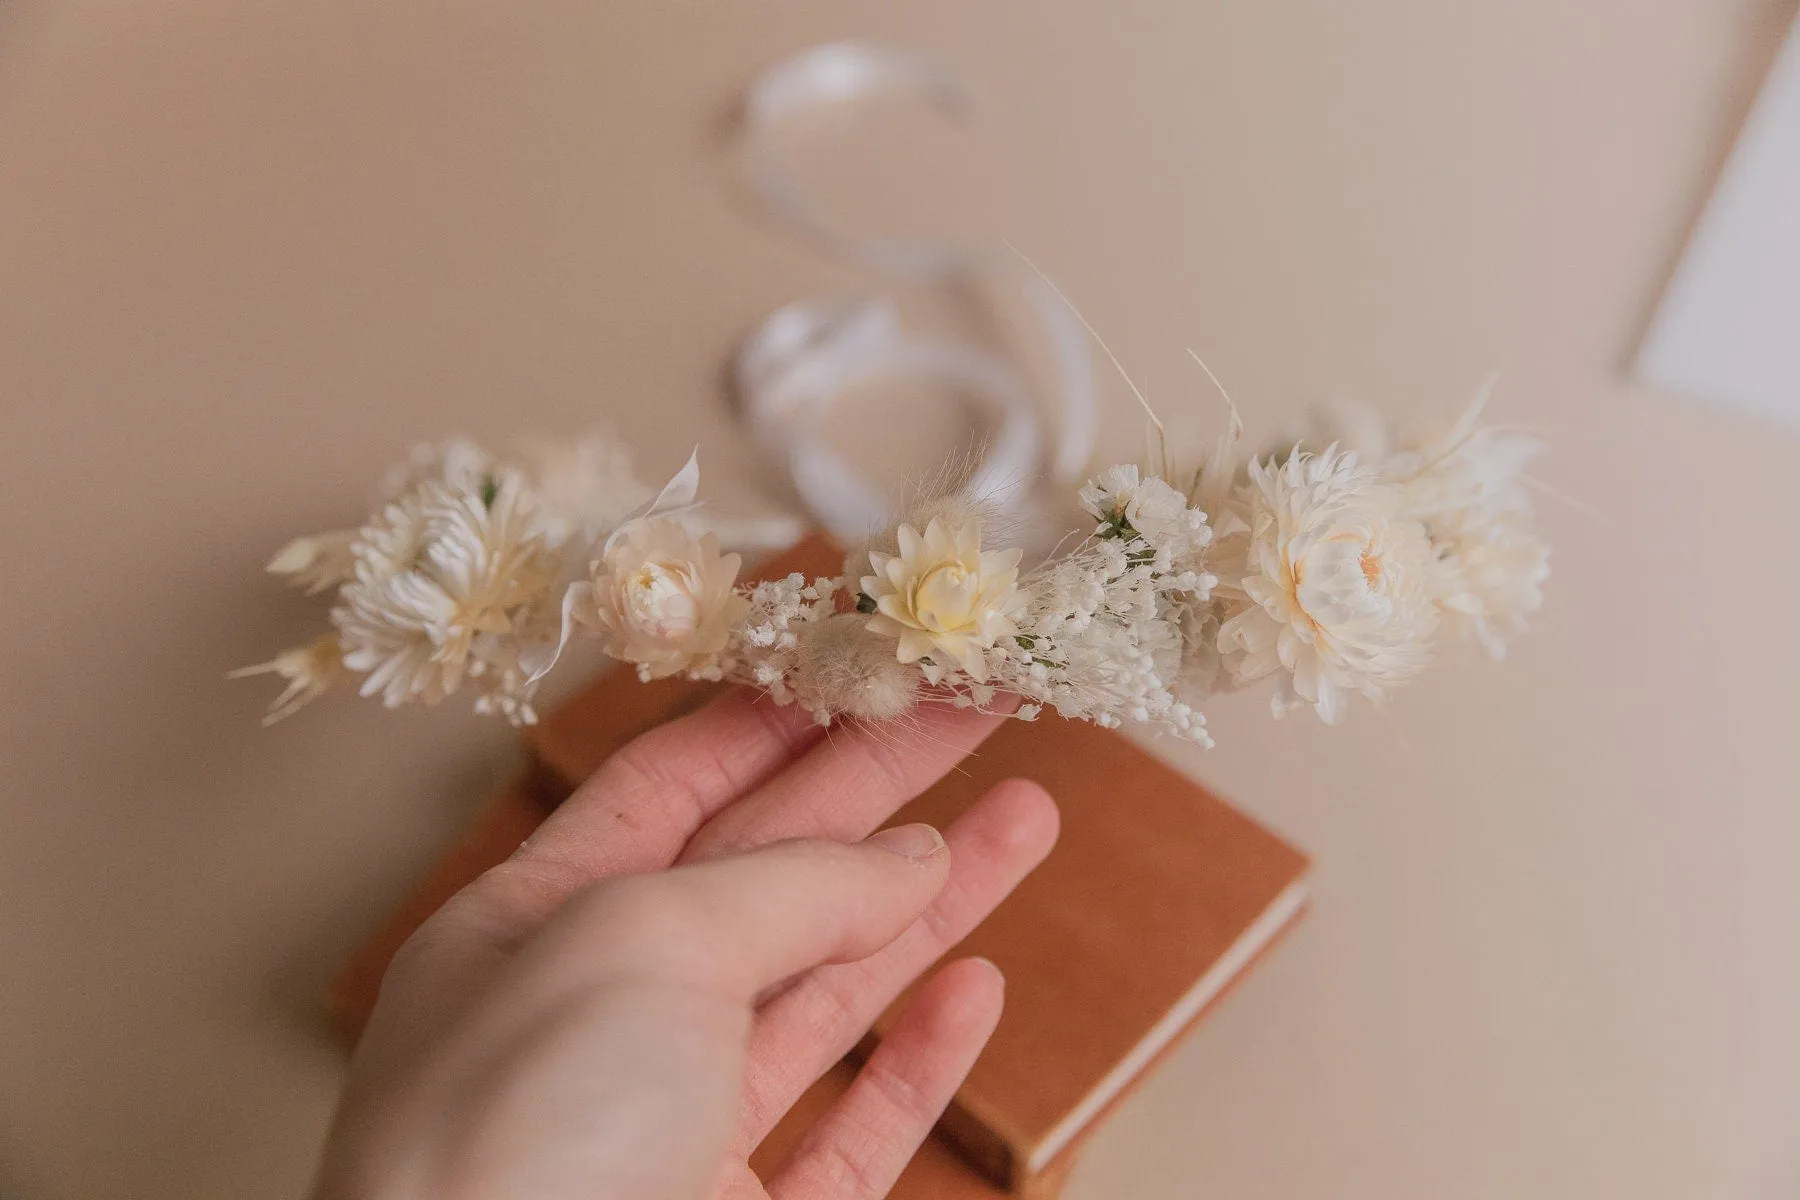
[312,689,1060,1199]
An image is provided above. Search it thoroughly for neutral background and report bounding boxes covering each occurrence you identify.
[3,2,1798,1197]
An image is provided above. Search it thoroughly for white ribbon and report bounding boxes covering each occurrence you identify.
[733,42,1096,546]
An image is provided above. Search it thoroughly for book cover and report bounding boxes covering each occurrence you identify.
[858,712,1308,1186]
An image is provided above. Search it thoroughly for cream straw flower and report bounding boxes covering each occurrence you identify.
[861,517,1023,683]
[1217,448,1438,724]
[571,516,749,680]
[228,632,348,724]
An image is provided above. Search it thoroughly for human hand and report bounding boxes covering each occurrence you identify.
[312,690,1059,1199]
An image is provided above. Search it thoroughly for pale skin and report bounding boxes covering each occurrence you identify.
[312,690,1059,1199]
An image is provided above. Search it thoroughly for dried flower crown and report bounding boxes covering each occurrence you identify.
[239,394,1548,744]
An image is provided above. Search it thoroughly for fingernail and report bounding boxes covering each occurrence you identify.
[867,822,946,861]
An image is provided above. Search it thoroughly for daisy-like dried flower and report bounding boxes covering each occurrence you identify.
[332,471,559,710]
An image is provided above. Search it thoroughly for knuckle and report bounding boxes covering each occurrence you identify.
[389,857,588,969]
[860,1056,936,1126]
[810,959,880,1042]
[806,1117,891,1200]
[746,692,820,757]
[916,877,966,947]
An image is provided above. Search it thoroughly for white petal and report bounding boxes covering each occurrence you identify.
[605,450,702,551]
[649,448,701,513]
[527,581,595,684]
[896,523,925,561]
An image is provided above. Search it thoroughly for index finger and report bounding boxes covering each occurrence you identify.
[503,689,826,902]
[678,697,1016,864]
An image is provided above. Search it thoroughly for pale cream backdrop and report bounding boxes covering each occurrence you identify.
[2,1,1797,1197]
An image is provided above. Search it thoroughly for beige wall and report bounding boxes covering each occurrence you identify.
[3,1,1798,1197]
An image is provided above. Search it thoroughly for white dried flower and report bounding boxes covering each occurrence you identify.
[1431,508,1549,660]
[512,430,651,549]
[466,634,549,725]
[702,571,839,717]
[332,471,559,711]
[1387,395,1549,660]
[379,437,493,501]
[1080,465,1211,558]
[1217,448,1438,724]
[1393,426,1539,525]
[266,531,359,595]
[570,516,749,680]
[228,632,348,724]
[861,517,1024,683]
[1171,597,1234,706]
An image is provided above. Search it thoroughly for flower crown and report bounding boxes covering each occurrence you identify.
[238,394,1548,745]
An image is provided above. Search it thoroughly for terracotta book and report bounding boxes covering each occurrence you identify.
[851,713,1308,1187]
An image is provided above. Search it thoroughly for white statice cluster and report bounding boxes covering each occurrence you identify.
[242,397,1546,743]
